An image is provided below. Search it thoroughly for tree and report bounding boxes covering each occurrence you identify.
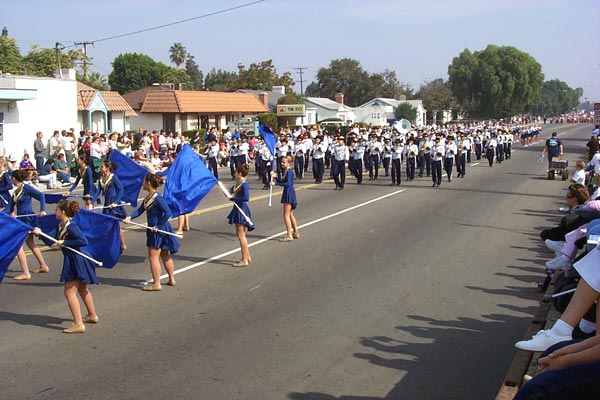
[161,67,194,89]
[416,78,456,121]
[447,45,544,118]
[169,42,187,68]
[313,58,371,107]
[368,69,407,99]
[80,71,110,90]
[109,53,169,93]
[0,35,23,74]
[394,102,418,122]
[533,79,582,116]
[185,55,204,90]
[204,68,237,91]
[21,46,81,77]
[228,59,295,93]
[257,112,278,132]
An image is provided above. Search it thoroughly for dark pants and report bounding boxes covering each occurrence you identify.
[466,149,472,163]
[313,158,324,183]
[513,340,600,400]
[352,158,363,184]
[369,154,379,179]
[294,155,304,179]
[382,157,390,176]
[456,153,466,177]
[496,145,504,163]
[419,153,431,176]
[391,158,401,185]
[444,157,454,181]
[432,159,442,186]
[325,150,331,169]
[406,156,416,180]
[35,156,45,173]
[208,157,218,179]
[486,148,495,167]
[304,152,310,172]
[332,159,346,189]
[475,143,482,160]
[505,143,512,159]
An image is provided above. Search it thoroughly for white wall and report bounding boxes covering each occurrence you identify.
[3,76,77,160]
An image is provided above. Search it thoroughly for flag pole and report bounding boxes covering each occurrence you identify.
[216,181,254,227]
[268,173,273,207]
[36,230,103,266]
[124,220,183,238]
[92,202,131,210]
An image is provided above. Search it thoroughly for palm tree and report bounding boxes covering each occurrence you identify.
[169,42,187,69]
[86,72,109,90]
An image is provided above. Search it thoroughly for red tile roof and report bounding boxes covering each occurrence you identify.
[139,90,268,114]
[76,82,136,116]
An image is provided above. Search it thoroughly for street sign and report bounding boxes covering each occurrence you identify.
[277,104,305,117]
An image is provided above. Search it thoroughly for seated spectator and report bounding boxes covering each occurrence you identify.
[570,160,587,185]
[52,153,72,186]
[150,152,163,172]
[37,163,58,189]
[134,148,155,173]
[19,153,38,183]
[540,184,590,242]
[7,153,18,172]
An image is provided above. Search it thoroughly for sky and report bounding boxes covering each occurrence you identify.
[3,0,600,103]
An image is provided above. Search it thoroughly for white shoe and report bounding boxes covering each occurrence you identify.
[545,253,572,270]
[515,329,571,352]
[545,239,565,254]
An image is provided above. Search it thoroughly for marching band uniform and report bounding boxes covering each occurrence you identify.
[462,135,472,163]
[444,139,457,182]
[275,168,297,209]
[0,167,12,208]
[332,138,349,190]
[496,132,504,164]
[456,138,468,178]
[294,140,305,179]
[130,191,179,254]
[227,179,254,231]
[49,219,99,285]
[312,138,326,184]
[237,137,250,167]
[257,142,273,189]
[390,139,403,186]
[205,141,219,179]
[98,172,127,219]
[474,132,483,160]
[431,141,444,187]
[10,182,46,228]
[368,137,382,180]
[405,140,418,181]
[382,140,392,177]
[69,164,96,203]
[486,136,498,167]
[276,139,290,180]
[351,139,366,184]
[505,132,513,160]
[302,136,313,174]
[418,136,433,177]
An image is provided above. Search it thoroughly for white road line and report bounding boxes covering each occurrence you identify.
[470,163,479,167]
[249,285,262,292]
[147,189,406,283]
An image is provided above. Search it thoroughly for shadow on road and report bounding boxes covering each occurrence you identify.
[0,311,70,331]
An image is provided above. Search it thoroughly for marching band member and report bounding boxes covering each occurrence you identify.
[67,156,96,210]
[351,138,366,184]
[0,157,12,210]
[332,136,349,190]
[124,174,178,291]
[431,137,445,187]
[496,130,504,164]
[382,138,392,177]
[34,200,99,333]
[98,160,128,251]
[485,134,498,167]
[294,138,306,179]
[390,138,403,186]
[257,137,273,190]
[205,137,220,179]
[418,133,433,177]
[405,138,418,181]
[456,134,468,178]
[276,137,290,180]
[312,136,326,184]
[368,135,382,180]
[227,163,253,267]
[474,130,483,160]
[271,155,299,242]
[444,136,457,182]
[9,169,49,280]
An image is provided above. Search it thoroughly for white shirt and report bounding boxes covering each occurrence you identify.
[572,169,586,185]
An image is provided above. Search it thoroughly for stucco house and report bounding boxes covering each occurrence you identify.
[0,70,77,161]
[77,82,137,134]
[303,93,357,125]
[123,88,268,132]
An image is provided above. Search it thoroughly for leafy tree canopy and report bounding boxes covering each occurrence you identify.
[109,52,169,94]
[185,55,204,90]
[0,36,22,74]
[447,45,544,118]
[161,67,194,89]
[204,68,237,92]
[532,79,582,116]
[416,78,456,120]
[229,59,295,93]
[394,102,418,122]
[169,42,187,68]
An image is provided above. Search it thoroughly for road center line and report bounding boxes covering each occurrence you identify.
[147,188,406,283]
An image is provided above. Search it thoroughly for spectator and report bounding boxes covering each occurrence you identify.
[19,153,39,184]
[0,132,6,158]
[37,162,58,189]
[52,153,72,186]
[33,131,45,172]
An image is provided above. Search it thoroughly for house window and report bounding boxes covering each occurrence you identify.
[371,113,381,119]
[0,112,3,134]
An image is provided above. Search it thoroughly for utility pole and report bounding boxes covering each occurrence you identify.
[294,67,307,96]
[74,41,94,79]
[55,42,65,78]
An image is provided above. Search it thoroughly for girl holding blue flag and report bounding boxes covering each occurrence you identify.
[34,200,99,334]
[226,164,253,267]
[99,160,127,251]
[9,169,49,280]
[65,156,95,210]
[124,174,178,291]
[271,155,299,242]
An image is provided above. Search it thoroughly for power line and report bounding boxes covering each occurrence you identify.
[64,0,266,49]
[294,67,307,96]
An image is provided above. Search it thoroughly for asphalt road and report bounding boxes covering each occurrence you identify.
[1,123,593,400]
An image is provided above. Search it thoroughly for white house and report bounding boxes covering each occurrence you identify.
[0,70,78,161]
[303,93,357,125]
[358,98,427,127]
[77,82,137,133]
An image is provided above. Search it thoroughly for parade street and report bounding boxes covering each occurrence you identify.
[0,124,590,399]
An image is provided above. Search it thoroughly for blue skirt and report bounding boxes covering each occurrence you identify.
[146,222,179,254]
[227,203,255,231]
[281,187,297,210]
[60,251,99,284]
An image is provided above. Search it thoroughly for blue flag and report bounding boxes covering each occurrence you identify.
[259,124,276,157]
[45,193,70,204]
[0,213,32,283]
[36,211,122,269]
[108,150,148,207]
[163,144,217,217]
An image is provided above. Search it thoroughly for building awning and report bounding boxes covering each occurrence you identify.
[0,88,37,101]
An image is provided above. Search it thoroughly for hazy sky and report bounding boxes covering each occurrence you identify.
[4,0,600,102]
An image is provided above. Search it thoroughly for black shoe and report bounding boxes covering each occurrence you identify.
[390,183,396,186]
[572,325,595,340]
[432,183,436,187]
